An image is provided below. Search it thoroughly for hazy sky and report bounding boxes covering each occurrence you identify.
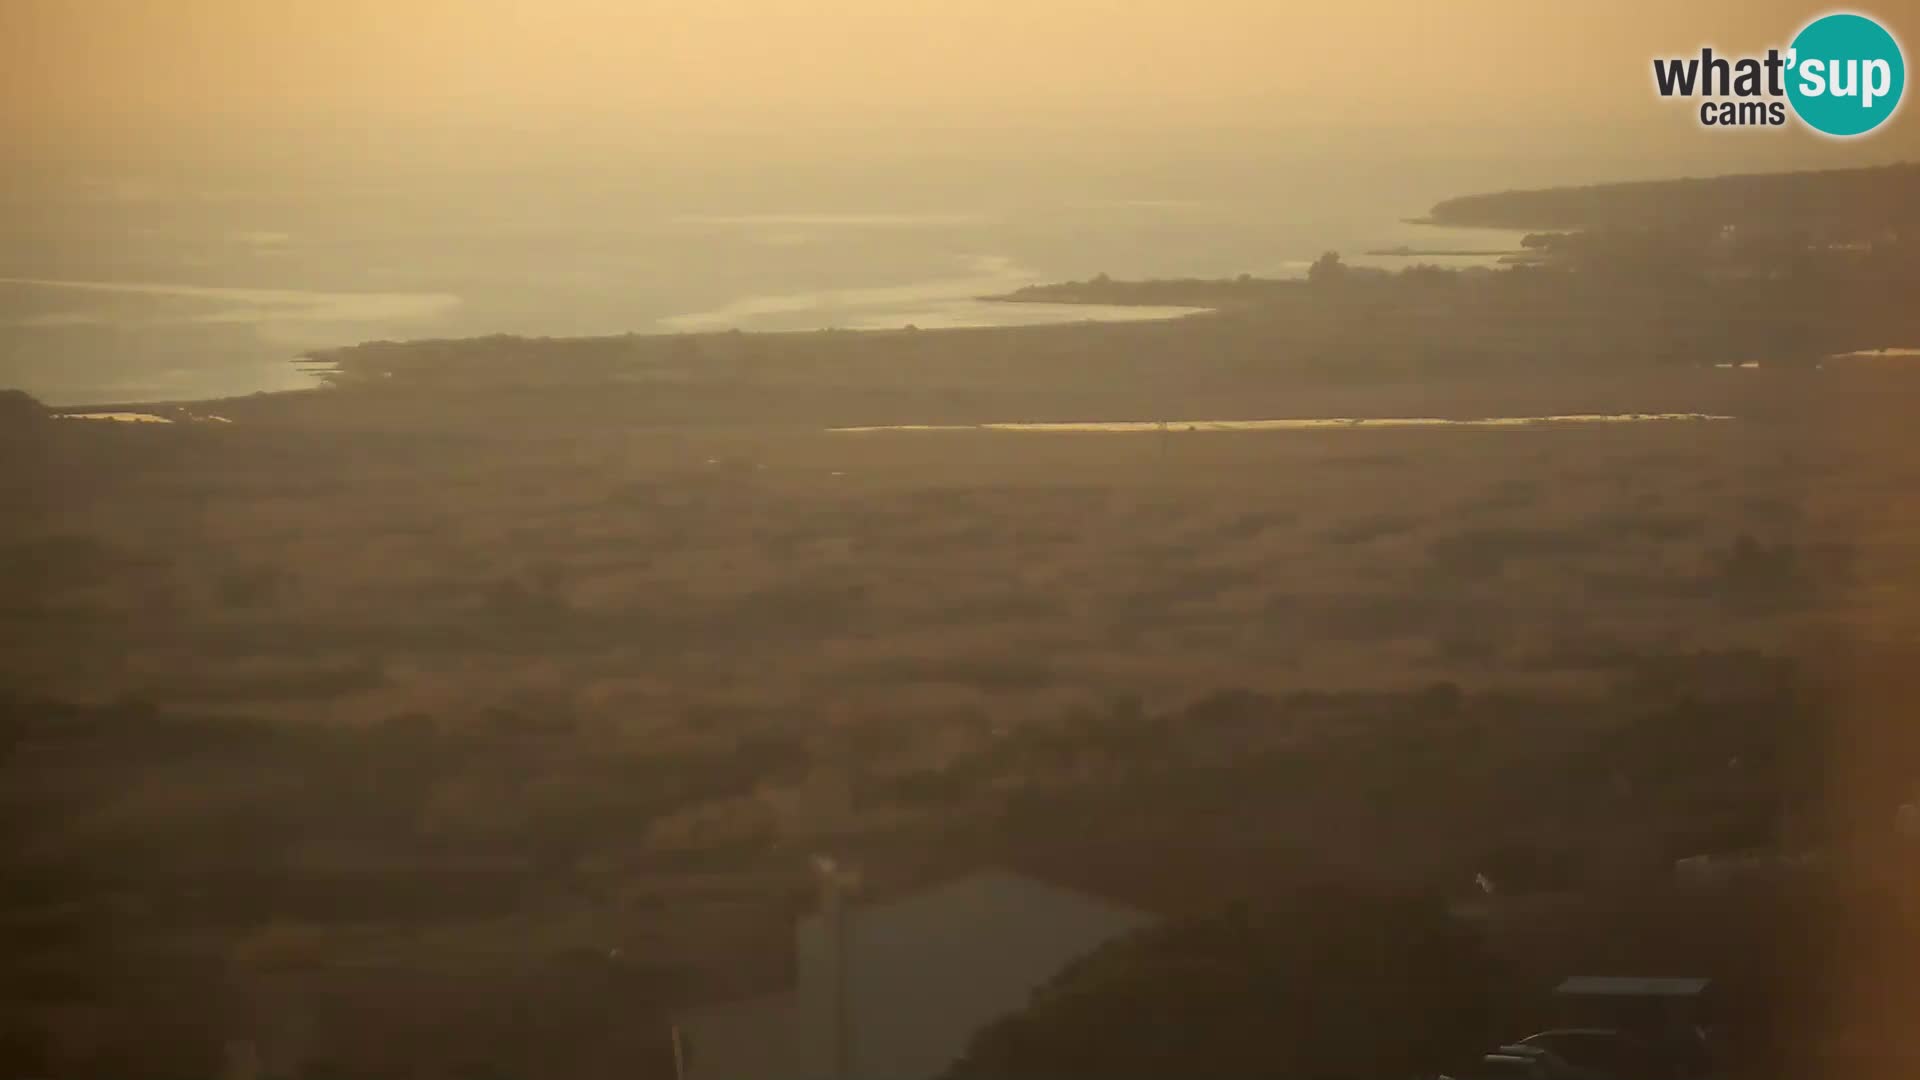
[4,1,1915,186]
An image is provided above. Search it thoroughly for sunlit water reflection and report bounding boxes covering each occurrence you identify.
[830,413,1733,434]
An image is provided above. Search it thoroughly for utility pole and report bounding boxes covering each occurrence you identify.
[812,855,859,1080]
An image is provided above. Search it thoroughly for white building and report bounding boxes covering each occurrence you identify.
[674,868,1155,1080]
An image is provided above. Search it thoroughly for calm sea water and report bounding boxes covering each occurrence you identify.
[0,184,1523,405]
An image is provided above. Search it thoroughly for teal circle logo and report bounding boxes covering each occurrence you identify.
[1787,13,1905,136]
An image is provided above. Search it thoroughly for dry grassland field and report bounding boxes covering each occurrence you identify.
[8,314,1920,1078]
[16,366,1920,723]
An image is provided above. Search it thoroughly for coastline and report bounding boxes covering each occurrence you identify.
[44,298,1217,413]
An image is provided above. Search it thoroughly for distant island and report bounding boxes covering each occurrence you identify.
[1425,161,1920,233]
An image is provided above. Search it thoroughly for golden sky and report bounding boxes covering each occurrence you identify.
[4,1,1914,170]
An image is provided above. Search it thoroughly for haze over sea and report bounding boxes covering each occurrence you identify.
[5,0,1914,408]
[6,136,1897,407]
[0,157,1560,406]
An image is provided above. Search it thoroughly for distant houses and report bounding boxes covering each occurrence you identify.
[672,868,1155,1080]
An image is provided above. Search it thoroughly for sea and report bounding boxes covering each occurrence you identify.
[0,174,1526,406]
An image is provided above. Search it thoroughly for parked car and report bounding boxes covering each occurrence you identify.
[1445,1043,1609,1080]
[1519,1028,1675,1078]
[1522,1026,1712,1079]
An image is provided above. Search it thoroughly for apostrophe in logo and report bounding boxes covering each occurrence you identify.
[1787,13,1905,136]
[1651,11,1905,137]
